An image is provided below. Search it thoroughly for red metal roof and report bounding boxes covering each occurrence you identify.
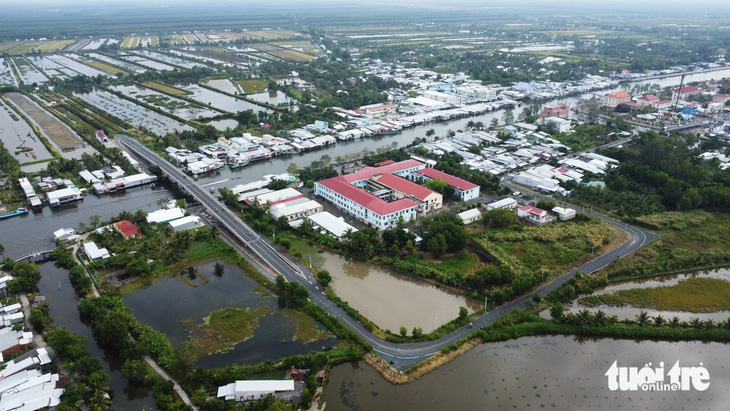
[375,173,438,201]
[675,86,699,93]
[318,177,419,215]
[374,160,395,167]
[415,168,479,191]
[638,94,659,101]
[340,159,425,184]
[114,220,141,238]
[519,205,546,216]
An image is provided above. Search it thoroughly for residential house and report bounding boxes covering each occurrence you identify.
[517,205,548,224]
[114,220,141,238]
[83,242,110,261]
[457,208,482,225]
[636,95,659,107]
[542,103,570,119]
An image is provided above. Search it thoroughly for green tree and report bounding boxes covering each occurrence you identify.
[482,208,517,229]
[425,178,449,194]
[412,327,423,338]
[550,302,564,320]
[94,311,131,351]
[316,270,332,287]
[458,306,468,321]
[502,108,514,125]
[399,326,407,337]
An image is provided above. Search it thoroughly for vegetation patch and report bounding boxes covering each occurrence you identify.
[238,78,269,94]
[269,49,316,61]
[187,306,269,357]
[580,277,730,313]
[141,81,190,95]
[634,210,712,231]
[86,61,126,75]
[283,309,331,343]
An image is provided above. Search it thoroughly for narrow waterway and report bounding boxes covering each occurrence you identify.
[325,335,730,410]
[37,261,157,410]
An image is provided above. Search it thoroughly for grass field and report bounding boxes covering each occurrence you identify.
[283,309,331,343]
[172,34,185,45]
[182,33,198,44]
[601,212,730,280]
[269,49,316,61]
[37,40,74,52]
[150,36,159,47]
[121,36,139,48]
[87,61,126,75]
[141,81,190,95]
[580,277,730,313]
[238,78,268,94]
[5,92,84,150]
[185,306,269,357]
[0,40,74,55]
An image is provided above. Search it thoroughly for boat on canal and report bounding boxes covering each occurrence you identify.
[0,207,28,220]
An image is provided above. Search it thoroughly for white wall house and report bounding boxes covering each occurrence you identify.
[457,208,482,225]
[217,380,296,402]
[517,205,548,224]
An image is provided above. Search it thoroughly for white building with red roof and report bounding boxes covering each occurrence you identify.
[517,205,547,224]
[413,168,480,201]
[672,86,701,102]
[636,94,659,107]
[314,160,429,229]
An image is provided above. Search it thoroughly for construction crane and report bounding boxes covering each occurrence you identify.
[672,72,687,113]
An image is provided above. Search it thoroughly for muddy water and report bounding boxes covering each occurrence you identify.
[247,91,297,106]
[123,260,336,368]
[592,268,730,296]
[37,261,157,409]
[180,84,270,114]
[320,251,481,332]
[325,336,730,410]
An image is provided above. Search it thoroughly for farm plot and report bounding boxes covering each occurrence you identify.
[47,54,114,77]
[268,49,316,61]
[87,53,147,73]
[244,30,301,40]
[168,50,228,66]
[181,84,270,114]
[141,82,190,96]
[0,98,54,164]
[0,58,17,86]
[5,92,87,152]
[110,84,220,120]
[37,40,75,53]
[194,33,209,43]
[122,37,139,48]
[272,41,324,56]
[82,38,108,50]
[25,55,66,79]
[172,34,186,45]
[150,36,159,47]
[120,55,175,71]
[183,34,198,44]
[10,57,49,84]
[205,79,240,94]
[134,50,205,69]
[75,90,194,136]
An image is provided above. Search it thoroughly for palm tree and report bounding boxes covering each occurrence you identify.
[635,311,650,327]
[690,317,702,329]
[466,120,475,130]
[652,315,666,327]
[577,309,592,326]
[593,310,607,326]
[425,129,435,138]
[704,319,715,330]
[669,316,681,328]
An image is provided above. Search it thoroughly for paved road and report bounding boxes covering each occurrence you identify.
[119,135,657,371]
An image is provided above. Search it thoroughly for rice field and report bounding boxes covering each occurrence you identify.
[206,79,240,94]
[121,55,175,71]
[269,49,316,61]
[111,84,219,120]
[238,78,268,94]
[141,81,190,95]
[46,54,113,77]
[82,38,108,50]
[122,36,139,48]
[150,36,159,47]
[5,92,86,151]
[183,33,198,44]
[244,30,301,40]
[172,34,186,45]
[86,53,147,73]
[86,61,126,75]
[37,40,75,52]
[0,40,74,55]
[194,33,209,43]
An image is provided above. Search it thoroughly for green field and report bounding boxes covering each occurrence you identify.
[238,78,268,94]
[580,277,730,313]
[172,34,185,45]
[141,81,190,95]
[87,61,126,75]
[121,36,138,48]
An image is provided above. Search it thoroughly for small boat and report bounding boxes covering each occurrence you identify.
[58,282,62,291]
[229,158,250,169]
[0,207,28,220]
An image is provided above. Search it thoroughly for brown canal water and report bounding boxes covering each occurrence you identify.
[122,260,337,368]
[319,251,481,332]
[37,261,158,410]
[325,336,730,410]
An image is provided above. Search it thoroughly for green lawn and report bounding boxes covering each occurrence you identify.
[439,251,479,272]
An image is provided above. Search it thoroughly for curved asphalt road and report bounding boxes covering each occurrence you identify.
[119,135,657,371]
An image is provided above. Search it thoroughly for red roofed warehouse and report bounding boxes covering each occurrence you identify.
[414,168,480,201]
[314,160,436,229]
[114,220,142,238]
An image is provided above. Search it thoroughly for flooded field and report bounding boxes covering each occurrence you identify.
[11,57,48,84]
[75,89,194,135]
[319,250,481,331]
[46,54,113,77]
[26,55,67,78]
[0,58,17,86]
[5,92,90,154]
[208,118,239,130]
[110,84,220,120]
[120,55,175,71]
[123,260,337,368]
[205,78,239,94]
[180,84,270,114]
[134,50,205,69]
[82,38,108,50]
[86,53,147,73]
[325,336,730,410]
[248,90,297,106]
[0,97,54,164]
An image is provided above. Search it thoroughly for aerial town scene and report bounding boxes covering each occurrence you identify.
[0,0,729,409]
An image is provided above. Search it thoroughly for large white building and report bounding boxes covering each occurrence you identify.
[413,168,480,201]
[217,380,296,402]
[314,160,429,229]
[46,187,83,207]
